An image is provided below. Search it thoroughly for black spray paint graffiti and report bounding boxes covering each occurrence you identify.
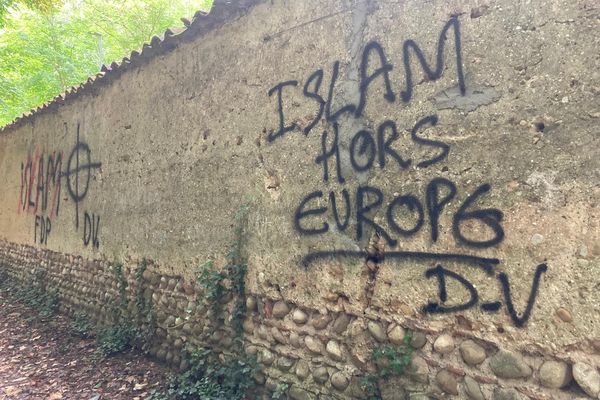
[267,17,464,142]
[34,215,51,245]
[64,122,102,231]
[311,116,449,185]
[64,124,102,248]
[265,17,547,328]
[424,263,548,328]
[294,179,503,249]
[83,211,100,248]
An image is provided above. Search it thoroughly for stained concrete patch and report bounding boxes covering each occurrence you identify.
[432,84,501,112]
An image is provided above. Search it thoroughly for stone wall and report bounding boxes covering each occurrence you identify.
[0,0,599,398]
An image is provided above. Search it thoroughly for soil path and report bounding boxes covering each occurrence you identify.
[0,287,169,399]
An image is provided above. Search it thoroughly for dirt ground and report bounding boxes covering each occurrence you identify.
[0,287,169,400]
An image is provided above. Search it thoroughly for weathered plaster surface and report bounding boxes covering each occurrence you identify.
[0,0,599,397]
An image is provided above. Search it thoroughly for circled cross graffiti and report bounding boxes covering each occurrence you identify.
[63,123,102,228]
[65,141,101,202]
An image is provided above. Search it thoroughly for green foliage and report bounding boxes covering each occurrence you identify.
[0,0,214,126]
[360,374,380,400]
[372,344,413,378]
[18,268,59,317]
[20,285,59,316]
[271,382,289,399]
[96,259,158,357]
[153,202,254,399]
[134,259,148,317]
[96,261,136,357]
[0,0,61,26]
[134,258,148,305]
[71,311,93,338]
[113,262,128,309]
[196,260,226,318]
[227,201,250,336]
[228,260,247,336]
[361,330,415,400]
[96,321,137,356]
[134,258,157,351]
[0,268,58,318]
[153,348,257,400]
[196,200,251,334]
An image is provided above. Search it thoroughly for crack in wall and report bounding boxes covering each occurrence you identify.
[333,0,377,187]
[329,0,389,312]
[361,232,385,310]
[263,9,349,42]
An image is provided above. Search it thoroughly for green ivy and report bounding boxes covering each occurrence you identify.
[134,258,148,310]
[196,200,251,336]
[361,330,415,400]
[134,259,157,352]
[96,259,161,357]
[271,382,289,399]
[71,311,93,338]
[3,268,60,317]
[196,260,226,318]
[227,202,250,337]
[96,322,137,356]
[151,348,257,400]
[154,200,256,399]
[113,262,128,311]
[95,262,134,356]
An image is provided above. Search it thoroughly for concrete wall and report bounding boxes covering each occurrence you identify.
[1,0,599,398]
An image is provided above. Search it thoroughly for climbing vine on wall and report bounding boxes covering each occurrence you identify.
[156,200,257,399]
